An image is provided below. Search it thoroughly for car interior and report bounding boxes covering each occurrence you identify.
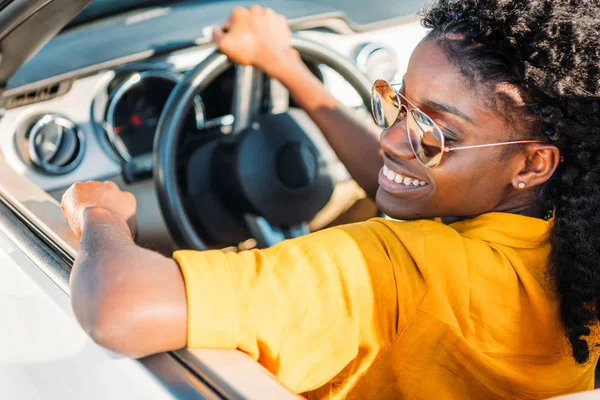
[4,1,600,398]
[0,0,427,254]
[0,0,430,397]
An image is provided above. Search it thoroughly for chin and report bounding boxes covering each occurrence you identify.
[375,188,425,221]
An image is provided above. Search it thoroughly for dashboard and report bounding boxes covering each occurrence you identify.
[0,0,427,251]
[0,12,426,192]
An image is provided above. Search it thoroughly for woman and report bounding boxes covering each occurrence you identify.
[61,0,600,398]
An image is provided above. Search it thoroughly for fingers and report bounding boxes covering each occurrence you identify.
[263,7,291,38]
[59,180,136,241]
[223,5,283,28]
[211,26,225,44]
[223,16,231,32]
[230,6,249,22]
[213,6,251,46]
[263,6,276,19]
[102,180,119,190]
[212,25,237,53]
[215,5,291,68]
[125,191,137,208]
[248,4,262,15]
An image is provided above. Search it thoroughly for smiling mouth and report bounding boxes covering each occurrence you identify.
[381,165,428,187]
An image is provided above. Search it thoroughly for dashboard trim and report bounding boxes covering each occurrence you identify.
[1,49,155,98]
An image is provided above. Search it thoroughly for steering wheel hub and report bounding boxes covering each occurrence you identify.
[277,142,318,189]
[210,112,333,229]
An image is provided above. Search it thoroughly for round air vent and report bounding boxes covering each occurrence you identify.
[27,114,85,174]
[355,43,399,83]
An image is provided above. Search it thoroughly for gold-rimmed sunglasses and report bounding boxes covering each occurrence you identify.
[371,79,541,168]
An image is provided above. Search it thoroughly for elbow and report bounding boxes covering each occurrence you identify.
[83,314,143,358]
[71,290,148,358]
[69,252,187,359]
[83,320,119,353]
[74,305,136,358]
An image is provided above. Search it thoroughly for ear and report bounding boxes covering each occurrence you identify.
[511,144,561,190]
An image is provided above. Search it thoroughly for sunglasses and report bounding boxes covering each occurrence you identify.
[371,79,541,168]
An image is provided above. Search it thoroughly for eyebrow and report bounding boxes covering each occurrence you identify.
[420,100,474,124]
[400,77,474,124]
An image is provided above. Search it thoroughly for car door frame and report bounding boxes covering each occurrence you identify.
[0,155,299,399]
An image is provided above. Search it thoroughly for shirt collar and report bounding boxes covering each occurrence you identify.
[448,212,553,249]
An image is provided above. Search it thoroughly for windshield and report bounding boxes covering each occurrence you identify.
[69,0,425,28]
[0,0,14,12]
[69,0,187,26]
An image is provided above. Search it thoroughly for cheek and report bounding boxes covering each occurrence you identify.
[431,154,509,208]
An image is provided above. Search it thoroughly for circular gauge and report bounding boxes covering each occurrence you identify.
[105,71,205,161]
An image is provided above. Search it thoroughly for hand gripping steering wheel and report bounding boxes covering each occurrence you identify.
[154,36,373,250]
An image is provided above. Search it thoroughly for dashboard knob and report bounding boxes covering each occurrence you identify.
[27,114,85,174]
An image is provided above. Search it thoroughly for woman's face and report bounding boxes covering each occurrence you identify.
[375,40,534,220]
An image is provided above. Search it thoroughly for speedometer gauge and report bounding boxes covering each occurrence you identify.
[105,70,205,161]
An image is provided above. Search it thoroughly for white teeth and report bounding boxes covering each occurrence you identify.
[382,165,428,187]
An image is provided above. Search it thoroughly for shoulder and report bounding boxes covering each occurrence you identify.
[330,218,467,273]
[337,218,465,251]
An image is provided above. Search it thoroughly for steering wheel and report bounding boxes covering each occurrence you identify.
[154,36,373,250]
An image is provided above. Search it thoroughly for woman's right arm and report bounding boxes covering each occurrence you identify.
[62,180,404,393]
[268,54,383,199]
[213,6,383,199]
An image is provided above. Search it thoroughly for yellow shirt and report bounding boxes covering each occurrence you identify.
[174,213,598,399]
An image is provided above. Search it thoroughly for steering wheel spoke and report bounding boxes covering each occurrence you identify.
[244,214,309,248]
[231,66,264,135]
[268,78,290,114]
[283,223,310,238]
[198,114,235,131]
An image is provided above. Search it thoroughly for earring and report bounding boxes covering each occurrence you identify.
[518,182,526,189]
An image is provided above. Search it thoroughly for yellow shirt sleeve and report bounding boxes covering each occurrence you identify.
[173,219,425,393]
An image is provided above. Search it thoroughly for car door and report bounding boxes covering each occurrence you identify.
[0,160,228,399]
[0,1,299,398]
[0,2,207,398]
[0,145,298,400]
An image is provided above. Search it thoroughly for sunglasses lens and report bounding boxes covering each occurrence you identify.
[407,109,444,167]
[371,80,401,128]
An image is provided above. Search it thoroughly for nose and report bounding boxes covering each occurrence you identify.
[380,118,416,160]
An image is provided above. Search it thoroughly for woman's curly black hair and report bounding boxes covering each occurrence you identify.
[421,0,600,363]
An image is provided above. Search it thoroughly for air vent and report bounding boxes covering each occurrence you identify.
[27,114,85,175]
[355,43,399,83]
[6,81,72,109]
